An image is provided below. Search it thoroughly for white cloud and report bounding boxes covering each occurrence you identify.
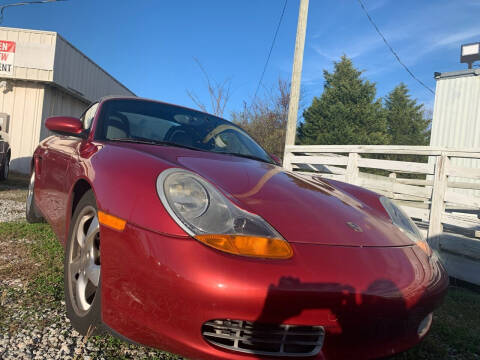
[364,0,390,12]
[432,28,480,49]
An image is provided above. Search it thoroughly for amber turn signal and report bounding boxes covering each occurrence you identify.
[194,234,293,259]
[417,240,432,256]
[98,210,126,231]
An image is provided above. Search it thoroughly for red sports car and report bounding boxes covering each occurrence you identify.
[27,96,448,360]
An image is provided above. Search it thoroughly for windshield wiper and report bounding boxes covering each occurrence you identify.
[154,140,208,152]
[108,137,207,152]
[216,152,273,164]
[109,137,158,145]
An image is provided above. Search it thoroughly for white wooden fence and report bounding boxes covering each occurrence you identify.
[284,145,480,285]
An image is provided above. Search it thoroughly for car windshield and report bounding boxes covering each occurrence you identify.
[95,98,274,164]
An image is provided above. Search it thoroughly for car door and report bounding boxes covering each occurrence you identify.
[40,103,98,239]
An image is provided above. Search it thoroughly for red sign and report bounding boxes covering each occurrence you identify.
[0,40,15,75]
[0,41,15,53]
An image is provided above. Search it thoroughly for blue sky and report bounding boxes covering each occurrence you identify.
[3,0,479,116]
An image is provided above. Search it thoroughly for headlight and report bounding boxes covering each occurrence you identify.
[157,168,293,259]
[379,196,431,255]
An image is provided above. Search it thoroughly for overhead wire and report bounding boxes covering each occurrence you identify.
[253,0,288,103]
[356,0,435,95]
[0,0,66,24]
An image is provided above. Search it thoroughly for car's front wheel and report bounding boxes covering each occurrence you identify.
[64,189,102,335]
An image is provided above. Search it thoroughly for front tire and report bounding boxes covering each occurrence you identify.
[64,189,102,335]
[0,154,9,181]
[26,171,44,223]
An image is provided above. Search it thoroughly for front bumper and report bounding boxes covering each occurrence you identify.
[100,223,448,360]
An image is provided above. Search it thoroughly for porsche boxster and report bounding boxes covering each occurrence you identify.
[27,96,448,359]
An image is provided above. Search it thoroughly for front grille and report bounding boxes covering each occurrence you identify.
[202,319,325,357]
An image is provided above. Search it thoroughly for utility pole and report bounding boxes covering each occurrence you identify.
[283,0,309,166]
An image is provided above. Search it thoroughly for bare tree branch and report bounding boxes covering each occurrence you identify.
[186,58,232,117]
[186,89,208,113]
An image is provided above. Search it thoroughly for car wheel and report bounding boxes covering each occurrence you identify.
[26,171,44,223]
[0,154,9,181]
[64,189,102,335]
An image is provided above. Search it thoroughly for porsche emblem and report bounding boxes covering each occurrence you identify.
[346,222,363,232]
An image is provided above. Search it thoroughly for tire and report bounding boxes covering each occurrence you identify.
[25,171,44,223]
[64,189,103,335]
[0,154,9,181]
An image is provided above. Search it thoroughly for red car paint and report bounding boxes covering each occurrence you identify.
[33,97,448,360]
[45,116,83,135]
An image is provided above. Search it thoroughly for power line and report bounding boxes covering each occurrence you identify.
[356,0,435,95]
[253,0,288,102]
[0,0,66,24]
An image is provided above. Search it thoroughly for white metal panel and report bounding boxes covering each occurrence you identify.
[430,70,480,195]
[0,81,45,173]
[0,27,55,82]
[53,35,134,101]
[431,71,480,149]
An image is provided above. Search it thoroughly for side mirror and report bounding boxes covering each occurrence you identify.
[45,116,84,137]
[270,153,282,166]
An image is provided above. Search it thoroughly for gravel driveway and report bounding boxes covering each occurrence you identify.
[0,183,27,223]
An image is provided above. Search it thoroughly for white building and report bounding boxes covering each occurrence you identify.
[430,68,480,193]
[431,68,480,150]
[0,27,135,174]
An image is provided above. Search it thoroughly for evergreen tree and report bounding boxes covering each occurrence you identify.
[298,55,388,145]
[384,83,431,145]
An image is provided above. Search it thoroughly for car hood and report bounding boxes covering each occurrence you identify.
[125,144,413,247]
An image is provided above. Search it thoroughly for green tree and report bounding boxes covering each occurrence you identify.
[298,55,388,145]
[384,83,431,145]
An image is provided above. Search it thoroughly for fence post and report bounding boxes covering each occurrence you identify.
[388,172,397,199]
[345,152,359,184]
[283,149,293,171]
[428,154,448,242]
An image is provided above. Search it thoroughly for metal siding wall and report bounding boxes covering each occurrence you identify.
[41,86,89,141]
[431,75,480,148]
[0,81,45,174]
[53,36,134,101]
[430,74,480,194]
[0,27,55,82]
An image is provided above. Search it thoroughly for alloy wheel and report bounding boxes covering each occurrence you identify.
[67,206,101,317]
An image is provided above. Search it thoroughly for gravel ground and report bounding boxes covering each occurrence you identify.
[0,175,28,223]
[0,199,26,223]
[0,283,170,360]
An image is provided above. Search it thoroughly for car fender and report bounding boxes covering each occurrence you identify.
[70,144,189,242]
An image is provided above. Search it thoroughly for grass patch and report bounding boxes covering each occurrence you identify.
[0,222,63,301]
[0,220,479,359]
[391,285,480,359]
